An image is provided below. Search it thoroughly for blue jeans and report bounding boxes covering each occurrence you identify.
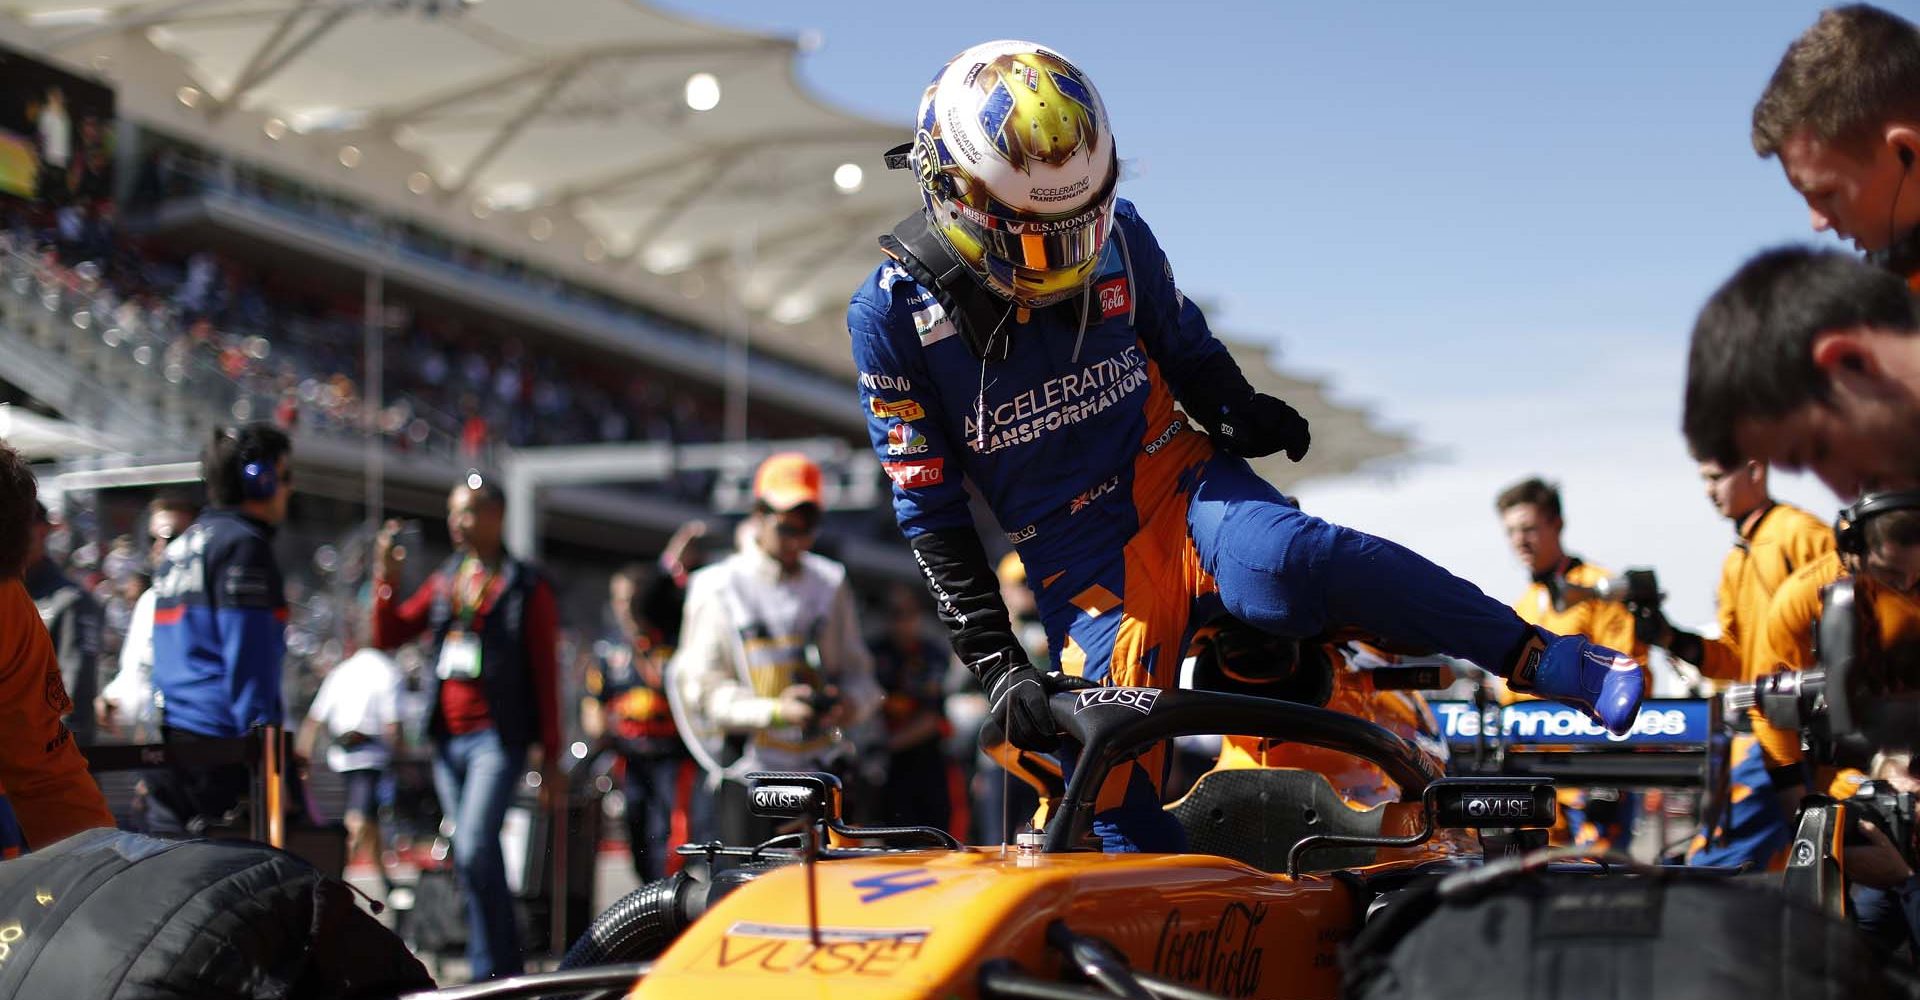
[432,728,526,980]
[621,755,683,882]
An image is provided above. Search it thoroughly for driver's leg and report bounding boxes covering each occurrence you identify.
[1042,492,1204,854]
[1187,453,1531,671]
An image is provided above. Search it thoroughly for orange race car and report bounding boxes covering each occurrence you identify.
[406,679,1567,1000]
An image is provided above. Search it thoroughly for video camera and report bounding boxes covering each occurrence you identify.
[1552,568,1669,643]
[1850,778,1919,866]
[1729,580,1920,761]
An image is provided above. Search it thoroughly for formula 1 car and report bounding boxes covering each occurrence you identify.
[410,681,1566,1000]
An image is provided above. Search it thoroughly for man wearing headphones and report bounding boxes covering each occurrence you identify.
[1753,4,1920,289]
[144,423,293,835]
[1748,494,1920,943]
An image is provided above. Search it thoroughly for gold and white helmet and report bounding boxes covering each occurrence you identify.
[908,41,1118,309]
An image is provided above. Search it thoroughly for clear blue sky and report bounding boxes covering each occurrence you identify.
[660,0,1851,634]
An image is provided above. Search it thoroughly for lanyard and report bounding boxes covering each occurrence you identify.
[452,555,498,628]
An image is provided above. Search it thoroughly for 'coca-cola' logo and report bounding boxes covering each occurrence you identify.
[1153,902,1266,998]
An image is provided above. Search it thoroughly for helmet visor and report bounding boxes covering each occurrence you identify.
[950,194,1114,275]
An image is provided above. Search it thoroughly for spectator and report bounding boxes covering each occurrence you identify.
[145,424,293,835]
[670,452,880,845]
[584,563,685,883]
[24,502,102,747]
[98,494,196,741]
[296,615,402,884]
[868,582,954,832]
[371,475,559,982]
[0,440,114,852]
[648,520,708,651]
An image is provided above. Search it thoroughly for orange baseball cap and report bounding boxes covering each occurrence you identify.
[753,451,823,511]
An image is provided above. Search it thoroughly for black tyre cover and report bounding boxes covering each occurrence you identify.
[0,828,433,999]
[1345,869,1920,1000]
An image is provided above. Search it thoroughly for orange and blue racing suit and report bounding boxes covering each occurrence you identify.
[850,198,1584,851]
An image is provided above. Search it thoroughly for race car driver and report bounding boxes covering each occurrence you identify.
[848,40,1645,851]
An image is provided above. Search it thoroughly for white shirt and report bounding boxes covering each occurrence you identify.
[307,649,403,772]
[101,588,156,728]
[38,103,68,168]
[669,544,879,777]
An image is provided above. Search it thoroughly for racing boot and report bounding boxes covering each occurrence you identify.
[1506,626,1645,736]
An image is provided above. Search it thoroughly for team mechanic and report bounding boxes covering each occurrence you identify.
[847,40,1646,851]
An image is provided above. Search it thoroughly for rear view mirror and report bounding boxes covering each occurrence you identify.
[745,771,840,822]
[1429,777,1556,829]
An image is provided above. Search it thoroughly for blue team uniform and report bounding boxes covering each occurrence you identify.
[849,199,1539,850]
[151,507,288,738]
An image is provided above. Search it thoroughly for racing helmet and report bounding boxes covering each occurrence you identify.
[908,40,1118,309]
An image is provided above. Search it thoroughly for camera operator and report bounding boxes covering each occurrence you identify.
[1634,458,1834,868]
[1753,499,1920,780]
[669,453,879,845]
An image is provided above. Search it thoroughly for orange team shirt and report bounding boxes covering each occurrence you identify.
[1690,504,1834,682]
[0,578,113,847]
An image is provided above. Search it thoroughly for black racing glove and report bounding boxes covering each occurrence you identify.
[977,651,1061,753]
[907,527,1063,753]
[1213,392,1311,462]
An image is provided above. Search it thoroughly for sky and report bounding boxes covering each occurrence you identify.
[656,0,1855,628]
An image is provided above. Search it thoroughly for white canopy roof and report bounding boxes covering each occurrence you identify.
[0,0,1409,486]
[12,0,909,329]
[0,403,128,458]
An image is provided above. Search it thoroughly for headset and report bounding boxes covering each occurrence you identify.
[219,427,280,501]
[1835,490,1920,556]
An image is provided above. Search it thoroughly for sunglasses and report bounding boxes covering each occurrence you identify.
[759,503,822,538]
[772,517,820,539]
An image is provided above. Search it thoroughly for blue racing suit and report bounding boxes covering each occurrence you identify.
[849,199,1551,851]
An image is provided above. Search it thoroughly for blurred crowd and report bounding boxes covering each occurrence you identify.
[0,192,745,466]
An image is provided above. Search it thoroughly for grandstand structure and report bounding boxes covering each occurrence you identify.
[0,0,1407,598]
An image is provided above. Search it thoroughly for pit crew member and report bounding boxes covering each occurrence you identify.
[1494,477,1646,848]
[0,439,113,852]
[1754,4,1920,290]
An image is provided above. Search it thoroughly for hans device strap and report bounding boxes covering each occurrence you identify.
[879,211,1013,362]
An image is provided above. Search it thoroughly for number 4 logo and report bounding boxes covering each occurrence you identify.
[851,868,937,904]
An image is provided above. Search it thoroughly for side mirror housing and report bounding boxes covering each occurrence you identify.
[1429,777,1556,829]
